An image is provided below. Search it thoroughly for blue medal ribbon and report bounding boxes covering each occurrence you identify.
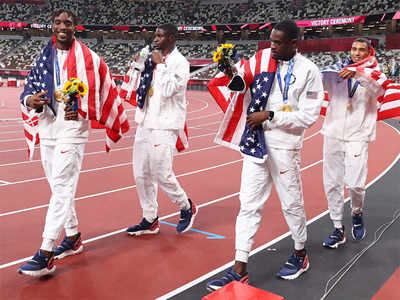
[347,78,359,98]
[54,49,61,88]
[276,57,294,104]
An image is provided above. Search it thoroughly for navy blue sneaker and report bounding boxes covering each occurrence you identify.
[277,251,310,280]
[127,217,160,236]
[352,214,366,240]
[53,232,83,260]
[323,227,346,248]
[206,267,249,291]
[176,199,198,233]
[18,250,56,277]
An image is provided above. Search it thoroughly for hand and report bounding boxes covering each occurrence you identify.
[26,91,50,109]
[64,106,78,121]
[152,50,163,64]
[339,69,356,79]
[225,63,237,79]
[246,111,269,131]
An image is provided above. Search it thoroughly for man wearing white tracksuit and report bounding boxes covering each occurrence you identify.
[207,21,324,291]
[18,10,128,277]
[322,38,385,247]
[124,24,197,236]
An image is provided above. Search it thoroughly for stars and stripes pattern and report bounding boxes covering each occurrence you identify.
[136,55,156,109]
[20,37,130,159]
[119,53,189,152]
[208,48,277,161]
[321,46,400,120]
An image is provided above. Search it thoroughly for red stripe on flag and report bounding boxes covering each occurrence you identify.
[175,123,188,152]
[268,55,278,73]
[66,39,77,78]
[243,60,253,89]
[79,40,97,120]
[255,50,262,75]
[378,107,400,120]
[222,93,244,143]
[207,76,232,112]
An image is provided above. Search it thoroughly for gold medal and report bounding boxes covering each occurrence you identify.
[54,90,64,102]
[347,103,352,111]
[148,87,154,97]
[62,93,70,104]
[281,104,292,112]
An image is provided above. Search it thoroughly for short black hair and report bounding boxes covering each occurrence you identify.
[353,37,371,49]
[52,9,78,26]
[158,23,178,38]
[273,20,299,40]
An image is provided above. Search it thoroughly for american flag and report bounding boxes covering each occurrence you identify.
[208,48,277,161]
[321,46,400,120]
[120,53,189,152]
[136,55,156,109]
[20,37,130,159]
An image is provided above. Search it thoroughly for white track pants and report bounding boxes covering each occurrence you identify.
[40,143,85,251]
[323,136,368,224]
[133,126,189,221]
[235,147,307,263]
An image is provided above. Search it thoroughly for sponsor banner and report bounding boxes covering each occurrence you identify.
[296,16,366,27]
[178,26,204,31]
[393,11,400,20]
[0,22,28,28]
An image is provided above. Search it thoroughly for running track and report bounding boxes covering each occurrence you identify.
[0,87,398,299]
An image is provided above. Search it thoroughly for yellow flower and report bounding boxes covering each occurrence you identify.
[213,51,222,63]
[63,78,88,96]
[221,43,233,49]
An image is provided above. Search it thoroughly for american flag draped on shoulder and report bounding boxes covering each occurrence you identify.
[207,48,277,162]
[321,46,400,120]
[20,37,130,159]
[119,54,189,152]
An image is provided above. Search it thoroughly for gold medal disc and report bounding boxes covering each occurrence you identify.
[54,90,64,102]
[148,87,154,97]
[281,104,292,112]
[347,103,352,111]
[62,94,70,104]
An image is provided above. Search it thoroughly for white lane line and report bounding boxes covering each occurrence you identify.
[0,159,242,217]
[0,155,330,270]
[0,179,10,184]
[0,145,223,187]
[0,191,240,270]
[0,119,222,143]
[155,151,400,300]
[0,132,217,167]
[0,108,220,144]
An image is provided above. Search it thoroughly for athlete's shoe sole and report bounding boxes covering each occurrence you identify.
[127,227,160,236]
[54,245,84,260]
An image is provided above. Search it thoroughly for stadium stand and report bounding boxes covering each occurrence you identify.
[0,0,399,25]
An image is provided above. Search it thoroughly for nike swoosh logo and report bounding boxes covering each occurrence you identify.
[280,170,289,175]
[154,144,161,147]
[354,154,361,158]
[60,150,69,154]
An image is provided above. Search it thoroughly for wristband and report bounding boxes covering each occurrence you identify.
[268,111,274,121]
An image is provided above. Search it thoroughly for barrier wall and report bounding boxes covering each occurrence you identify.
[259,37,379,52]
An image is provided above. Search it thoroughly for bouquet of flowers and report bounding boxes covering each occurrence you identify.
[62,78,88,111]
[212,43,238,75]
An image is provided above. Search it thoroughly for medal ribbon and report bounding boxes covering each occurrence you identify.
[55,49,61,89]
[347,78,359,98]
[276,57,294,105]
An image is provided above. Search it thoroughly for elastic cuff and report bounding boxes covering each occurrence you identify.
[294,241,305,251]
[143,212,157,223]
[235,249,249,263]
[41,238,56,252]
[179,198,190,211]
[333,220,343,229]
[65,226,79,237]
